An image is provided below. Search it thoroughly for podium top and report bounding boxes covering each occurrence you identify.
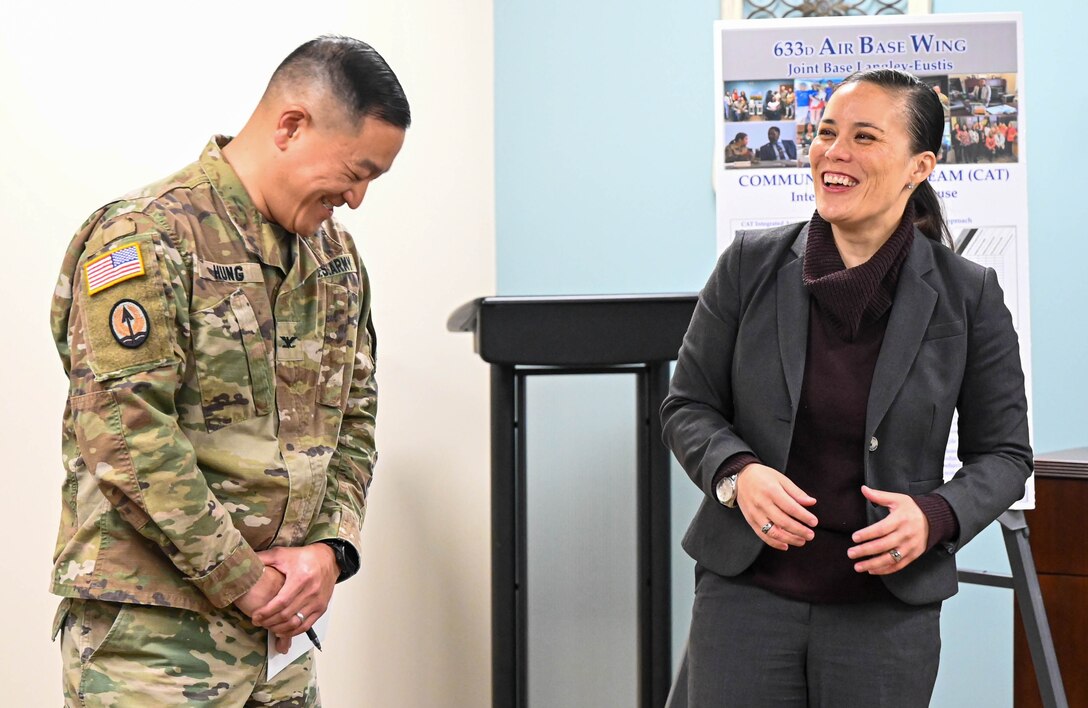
[1034,447,1088,480]
[447,294,698,366]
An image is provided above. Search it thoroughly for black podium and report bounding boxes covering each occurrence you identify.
[448,294,698,708]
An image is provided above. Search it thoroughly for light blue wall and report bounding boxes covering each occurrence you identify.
[495,0,719,688]
[496,2,1087,705]
[495,0,720,295]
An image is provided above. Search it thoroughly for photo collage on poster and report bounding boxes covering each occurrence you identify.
[723,74,1019,169]
[940,74,1019,165]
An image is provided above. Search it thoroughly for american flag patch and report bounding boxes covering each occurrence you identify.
[85,244,146,295]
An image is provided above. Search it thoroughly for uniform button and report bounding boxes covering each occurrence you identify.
[868,436,879,452]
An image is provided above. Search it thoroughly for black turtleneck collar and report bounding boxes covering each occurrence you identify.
[802,204,916,341]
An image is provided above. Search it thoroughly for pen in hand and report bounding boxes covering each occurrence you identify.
[306,627,323,651]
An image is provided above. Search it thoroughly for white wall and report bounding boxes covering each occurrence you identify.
[0,2,494,705]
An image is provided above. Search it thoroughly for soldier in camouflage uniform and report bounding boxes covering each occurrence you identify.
[49,36,409,706]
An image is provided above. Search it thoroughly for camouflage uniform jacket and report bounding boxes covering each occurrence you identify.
[50,137,377,613]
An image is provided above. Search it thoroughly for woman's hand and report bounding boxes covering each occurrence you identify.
[848,485,930,575]
[735,463,818,551]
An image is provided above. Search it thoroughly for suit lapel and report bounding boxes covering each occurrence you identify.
[865,234,938,436]
[777,226,809,411]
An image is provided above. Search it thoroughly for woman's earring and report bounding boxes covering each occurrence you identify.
[907,183,915,190]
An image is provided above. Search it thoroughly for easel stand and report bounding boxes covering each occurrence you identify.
[959,510,1068,708]
[666,510,1068,708]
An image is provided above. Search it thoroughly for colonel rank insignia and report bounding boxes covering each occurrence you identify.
[109,299,151,348]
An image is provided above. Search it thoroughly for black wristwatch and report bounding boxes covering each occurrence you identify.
[318,539,360,583]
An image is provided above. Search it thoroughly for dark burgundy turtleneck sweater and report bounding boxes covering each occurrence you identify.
[718,207,959,603]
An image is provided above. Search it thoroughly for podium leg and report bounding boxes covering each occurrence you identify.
[491,365,523,708]
[637,364,672,708]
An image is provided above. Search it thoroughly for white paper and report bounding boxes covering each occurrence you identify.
[266,601,333,680]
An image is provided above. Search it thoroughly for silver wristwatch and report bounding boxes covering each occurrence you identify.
[716,473,740,508]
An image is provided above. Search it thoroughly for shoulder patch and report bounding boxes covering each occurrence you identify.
[85,244,146,295]
[109,299,151,348]
[80,238,174,378]
[317,254,356,279]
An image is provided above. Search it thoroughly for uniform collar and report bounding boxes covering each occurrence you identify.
[199,135,292,272]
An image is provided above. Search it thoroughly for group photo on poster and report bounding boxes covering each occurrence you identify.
[723,78,840,168]
[945,73,1019,163]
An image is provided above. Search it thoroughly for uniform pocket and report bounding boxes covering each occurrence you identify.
[191,289,273,431]
[52,598,72,641]
[317,281,360,408]
[67,599,126,666]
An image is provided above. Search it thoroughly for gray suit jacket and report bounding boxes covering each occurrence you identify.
[661,222,1032,605]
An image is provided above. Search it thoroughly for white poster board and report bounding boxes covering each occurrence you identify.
[714,13,1033,507]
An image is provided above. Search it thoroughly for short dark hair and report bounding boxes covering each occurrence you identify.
[838,68,949,245]
[270,35,411,129]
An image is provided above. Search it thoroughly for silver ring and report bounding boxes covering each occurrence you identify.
[889,548,903,563]
[296,612,306,621]
[760,521,774,535]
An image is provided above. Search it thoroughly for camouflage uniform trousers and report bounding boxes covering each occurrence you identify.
[57,598,319,707]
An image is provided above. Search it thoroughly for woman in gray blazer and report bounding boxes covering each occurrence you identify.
[662,69,1031,707]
